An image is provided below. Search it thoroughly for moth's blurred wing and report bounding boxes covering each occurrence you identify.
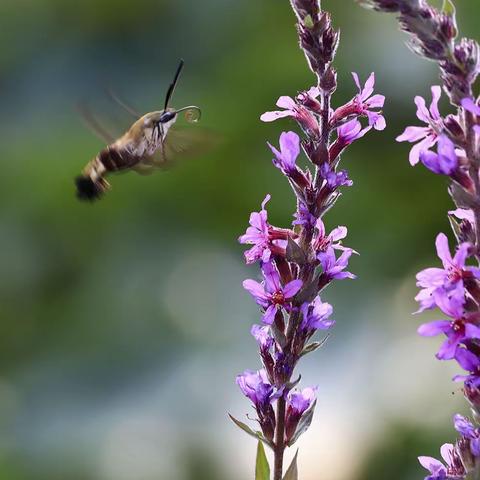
[136,125,218,172]
[76,102,115,144]
[163,125,219,163]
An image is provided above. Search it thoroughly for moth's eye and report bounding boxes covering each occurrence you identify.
[159,111,176,123]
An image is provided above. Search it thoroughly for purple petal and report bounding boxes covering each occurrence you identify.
[429,86,442,120]
[455,347,480,371]
[418,320,451,337]
[465,323,480,339]
[277,96,296,109]
[283,279,303,298]
[453,414,476,438]
[437,334,461,360]
[329,226,347,242]
[449,208,474,222]
[418,456,445,475]
[351,72,361,92]
[435,233,452,268]
[261,110,294,122]
[362,72,375,101]
[440,443,454,466]
[367,94,385,109]
[453,242,470,268]
[262,304,277,325]
[462,97,480,116]
[396,126,429,143]
[408,135,437,166]
[416,267,446,288]
[415,95,431,123]
[243,279,268,303]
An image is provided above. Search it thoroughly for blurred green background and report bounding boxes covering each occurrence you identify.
[0,1,479,479]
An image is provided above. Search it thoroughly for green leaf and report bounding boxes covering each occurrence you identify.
[442,0,456,16]
[300,336,329,357]
[283,451,299,480]
[255,440,271,480]
[229,414,265,443]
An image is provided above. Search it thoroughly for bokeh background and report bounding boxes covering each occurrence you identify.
[1,0,479,479]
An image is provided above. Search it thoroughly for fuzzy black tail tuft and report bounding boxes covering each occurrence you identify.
[75,175,107,201]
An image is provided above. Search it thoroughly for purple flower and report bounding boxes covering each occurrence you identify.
[415,233,477,313]
[314,219,349,253]
[418,443,454,480]
[236,369,276,408]
[285,386,317,442]
[417,293,480,360]
[268,131,300,176]
[287,386,317,416]
[453,348,480,387]
[453,414,480,456]
[293,202,317,228]
[301,296,334,331]
[352,72,386,130]
[319,163,353,189]
[317,247,356,281]
[420,135,458,175]
[260,87,318,123]
[251,324,274,351]
[397,86,442,166]
[260,88,320,137]
[243,261,303,324]
[239,195,271,264]
[337,118,371,145]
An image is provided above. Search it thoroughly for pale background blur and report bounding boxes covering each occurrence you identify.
[0,1,479,479]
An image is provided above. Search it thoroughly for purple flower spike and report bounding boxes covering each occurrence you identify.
[243,261,303,324]
[268,131,300,176]
[397,86,442,166]
[239,195,271,264]
[352,72,386,130]
[317,247,356,281]
[420,135,458,175]
[301,296,334,331]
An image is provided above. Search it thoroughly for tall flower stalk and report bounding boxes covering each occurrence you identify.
[358,0,480,478]
[231,1,386,479]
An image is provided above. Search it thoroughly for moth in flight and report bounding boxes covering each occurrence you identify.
[75,60,205,201]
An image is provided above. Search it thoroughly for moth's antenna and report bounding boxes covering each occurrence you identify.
[164,59,184,111]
